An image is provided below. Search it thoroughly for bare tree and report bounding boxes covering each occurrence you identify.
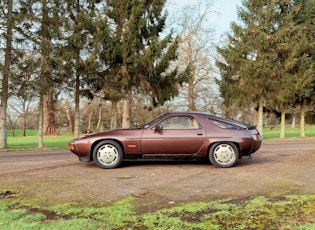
[80,98,111,133]
[174,4,217,112]
[8,96,35,136]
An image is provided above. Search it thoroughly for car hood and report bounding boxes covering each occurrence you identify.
[79,128,144,139]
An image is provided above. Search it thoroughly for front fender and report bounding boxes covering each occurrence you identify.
[78,150,92,162]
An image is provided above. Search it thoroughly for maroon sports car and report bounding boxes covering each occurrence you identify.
[69,112,262,169]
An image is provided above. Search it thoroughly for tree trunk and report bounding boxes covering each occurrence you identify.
[38,93,44,149]
[74,35,80,137]
[7,113,14,137]
[74,70,80,138]
[280,110,286,139]
[43,93,56,135]
[110,100,117,130]
[66,108,74,135]
[300,100,305,137]
[122,96,131,128]
[87,110,93,134]
[291,115,296,129]
[257,97,264,138]
[188,80,195,111]
[0,0,13,148]
[39,0,54,143]
[22,109,27,137]
[96,103,102,132]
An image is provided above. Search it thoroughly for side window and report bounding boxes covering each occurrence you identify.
[159,116,201,129]
[210,120,239,129]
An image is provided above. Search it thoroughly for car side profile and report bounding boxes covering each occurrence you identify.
[69,112,262,169]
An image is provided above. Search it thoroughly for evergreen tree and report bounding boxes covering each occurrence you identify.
[216,0,301,136]
[287,0,315,137]
[15,0,65,147]
[61,0,100,137]
[217,0,277,134]
[216,36,247,118]
[88,0,184,128]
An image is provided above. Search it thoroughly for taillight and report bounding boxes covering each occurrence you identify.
[253,134,261,141]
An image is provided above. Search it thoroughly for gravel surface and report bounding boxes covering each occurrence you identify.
[1,140,315,208]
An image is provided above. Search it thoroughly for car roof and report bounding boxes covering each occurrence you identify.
[164,111,256,129]
[164,111,211,116]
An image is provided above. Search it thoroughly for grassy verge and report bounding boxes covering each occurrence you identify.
[1,189,315,229]
[263,125,315,139]
[7,135,74,151]
[6,130,73,151]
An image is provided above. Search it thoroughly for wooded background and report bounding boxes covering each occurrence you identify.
[0,0,314,149]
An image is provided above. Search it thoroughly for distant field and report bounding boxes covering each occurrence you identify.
[4,125,315,151]
[7,130,73,151]
[263,125,315,139]
[7,130,70,137]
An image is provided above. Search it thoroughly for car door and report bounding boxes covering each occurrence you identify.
[140,115,206,154]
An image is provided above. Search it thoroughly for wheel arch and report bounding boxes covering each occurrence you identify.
[207,141,241,159]
[90,139,125,161]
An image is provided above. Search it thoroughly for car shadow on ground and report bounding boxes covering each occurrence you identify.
[82,158,210,169]
[82,155,269,169]
[121,158,210,168]
[123,152,270,168]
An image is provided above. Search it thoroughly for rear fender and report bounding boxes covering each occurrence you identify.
[207,141,241,158]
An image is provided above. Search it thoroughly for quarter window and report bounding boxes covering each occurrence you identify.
[210,120,240,129]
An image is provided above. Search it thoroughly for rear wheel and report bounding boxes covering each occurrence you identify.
[92,140,123,169]
[209,142,239,168]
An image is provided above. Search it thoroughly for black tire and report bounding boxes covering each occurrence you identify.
[92,140,123,169]
[209,142,239,168]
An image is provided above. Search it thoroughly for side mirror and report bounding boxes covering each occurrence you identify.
[154,125,163,132]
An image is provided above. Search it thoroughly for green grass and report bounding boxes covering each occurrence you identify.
[7,130,39,137]
[5,130,73,151]
[7,136,74,150]
[263,125,315,140]
[0,190,315,229]
[7,130,71,137]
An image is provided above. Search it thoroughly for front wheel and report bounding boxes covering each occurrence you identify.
[209,142,239,168]
[92,140,123,169]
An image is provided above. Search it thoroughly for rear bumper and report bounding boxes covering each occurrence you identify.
[251,140,262,153]
[241,154,252,159]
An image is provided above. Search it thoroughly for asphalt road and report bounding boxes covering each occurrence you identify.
[0,139,314,174]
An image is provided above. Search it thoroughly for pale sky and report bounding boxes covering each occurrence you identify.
[167,0,243,42]
[212,0,242,38]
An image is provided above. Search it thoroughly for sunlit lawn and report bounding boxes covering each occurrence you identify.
[7,130,73,151]
[7,135,74,150]
[263,125,315,139]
